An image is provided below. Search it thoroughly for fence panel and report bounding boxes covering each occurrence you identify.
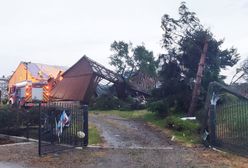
[38,102,88,156]
[215,101,248,155]
[0,102,88,155]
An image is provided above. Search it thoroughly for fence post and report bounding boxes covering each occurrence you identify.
[83,105,88,147]
[51,110,54,145]
[26,109,30,141]
[38,102,41,156]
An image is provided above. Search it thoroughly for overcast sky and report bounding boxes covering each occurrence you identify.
[0,0,248,82]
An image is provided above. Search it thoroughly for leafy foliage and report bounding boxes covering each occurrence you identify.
[1,98,8,104]
[0,107,39,129]
[165,116,200,135]
[148,99,169,117]
[155,2,239,114]
[133,45,157,76]
[0,108,17,129]
[90,95,123,110]
[110,41,134,77]
[90,94,146,111]
[109,41,157,78]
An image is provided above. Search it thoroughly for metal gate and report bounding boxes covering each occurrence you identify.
[38,102,88,156]
[204,82,248,156]
[215,101,248,155]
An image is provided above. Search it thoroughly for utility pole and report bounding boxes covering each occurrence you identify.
[188,40,208,117]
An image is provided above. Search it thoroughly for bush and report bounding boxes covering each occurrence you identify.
[1,98,8,105]
[165,116,200,135]
[91,95,124,110]
[148,100,169,117]
[0,109,17,128]
[0,107,39,129]
[90,94,147,111]
[127,96,147,110]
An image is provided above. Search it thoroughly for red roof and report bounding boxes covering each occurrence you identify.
[51,56,94,102]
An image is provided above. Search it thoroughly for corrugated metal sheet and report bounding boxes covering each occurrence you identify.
[50,56,153,102]
[51,74,93,101]
[128,71,157,95]
[27,62,67,80]
[50,57,95,102]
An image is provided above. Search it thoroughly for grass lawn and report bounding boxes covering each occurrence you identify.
[93,109,150,119]
[88,123,103,145]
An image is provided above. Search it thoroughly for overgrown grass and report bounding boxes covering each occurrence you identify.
[173,131,200,145]
[89,123,103,145]
[93,109,200,145]
[143,113,167,128]
[92,109,150,119]
[144,113,200,145]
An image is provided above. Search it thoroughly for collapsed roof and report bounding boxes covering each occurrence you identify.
[128,71,157,95]
[50,56,155,102]
[25,62,68,80]
[8,62,68,89]
[50,56,123,102]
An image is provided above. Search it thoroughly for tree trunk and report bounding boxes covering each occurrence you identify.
[188,40,208,116]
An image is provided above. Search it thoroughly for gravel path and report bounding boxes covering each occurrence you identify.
[0,162,24,168]
[90,114,173,148]
[0,142,229,168]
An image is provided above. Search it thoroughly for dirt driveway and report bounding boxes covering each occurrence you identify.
[90,113,173,148]
[0,141,230,168]
[0,113,247,168]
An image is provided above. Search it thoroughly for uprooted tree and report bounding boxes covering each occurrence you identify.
[153,2,239,116]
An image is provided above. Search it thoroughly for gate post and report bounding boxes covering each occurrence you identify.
[82,105,88,147]
[210,92,219,146]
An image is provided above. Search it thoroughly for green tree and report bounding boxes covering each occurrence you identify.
[109,41,157,78]
[155,2,239,115]
[110,41,134,77]
[133,45,157,76]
